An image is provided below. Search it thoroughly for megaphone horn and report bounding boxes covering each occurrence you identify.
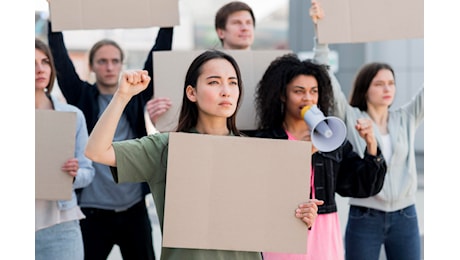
[301,105,347,152]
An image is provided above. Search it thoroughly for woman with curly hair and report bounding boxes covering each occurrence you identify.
[254,53,387,260]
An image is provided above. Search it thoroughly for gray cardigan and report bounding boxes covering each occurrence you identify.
[313,40,424,212]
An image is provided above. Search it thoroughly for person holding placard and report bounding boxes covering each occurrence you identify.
[310,1,424,259]
[146,1,256,126]
[214,0,255,50]
[253,53,387,260]
[85,49,323,260]
[47,7,174,259]
[35,38,95,260]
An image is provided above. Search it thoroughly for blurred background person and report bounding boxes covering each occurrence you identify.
[46,5,173,258]
[35,38,95,260]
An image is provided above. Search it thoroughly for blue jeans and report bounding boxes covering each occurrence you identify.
[35,220,84,260]
[345,204,421,260]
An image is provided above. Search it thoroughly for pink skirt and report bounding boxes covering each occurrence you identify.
[262,212,344,260]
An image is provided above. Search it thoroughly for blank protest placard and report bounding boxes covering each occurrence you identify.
[49,0,179,31]
[35,110,76,200]
[163,132,312,253]
[316,0,423,43]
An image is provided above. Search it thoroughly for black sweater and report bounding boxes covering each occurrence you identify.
[47,21,173,137]
[48,22,173,196]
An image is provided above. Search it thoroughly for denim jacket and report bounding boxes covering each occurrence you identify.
[52,95,95,210]
[254,127,387,214]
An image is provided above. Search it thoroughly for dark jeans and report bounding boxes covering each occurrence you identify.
[345,204,421,260]
[80,199,155,260]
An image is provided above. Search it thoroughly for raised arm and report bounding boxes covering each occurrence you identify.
[401,86,424,127]
[355,118,378,156]
[309,0,351,120]
[47,20,87,103]
[85,70,151,166]
[310,0,328,65]
[142,27,174,101]
[143,28,174,126]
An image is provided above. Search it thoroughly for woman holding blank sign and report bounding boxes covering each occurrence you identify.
[35,38,95,260]
[47,5,174,257]
[311,1,424,259]
[85,49,323,259]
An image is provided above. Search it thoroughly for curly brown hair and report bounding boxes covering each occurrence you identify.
[255,53,333,130]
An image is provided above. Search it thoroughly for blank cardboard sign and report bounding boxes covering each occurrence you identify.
[316,0,423,43]
[163,132,312,253]
[35,110,76,200]
[49,0,179,31]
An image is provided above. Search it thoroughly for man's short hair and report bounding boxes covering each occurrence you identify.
[214,1,256,31]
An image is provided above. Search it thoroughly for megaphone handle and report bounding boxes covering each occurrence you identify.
[314,121,333,138]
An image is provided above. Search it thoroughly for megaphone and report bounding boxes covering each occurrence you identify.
[301,105,347,152]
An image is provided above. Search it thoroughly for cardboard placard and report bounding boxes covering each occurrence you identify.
[316,0,423,43]
[153,50,292,132]
[35,110,76,200]
[49,0,179,31]
[163,132,312,253]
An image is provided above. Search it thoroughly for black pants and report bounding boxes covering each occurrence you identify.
[80,200,155,260]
